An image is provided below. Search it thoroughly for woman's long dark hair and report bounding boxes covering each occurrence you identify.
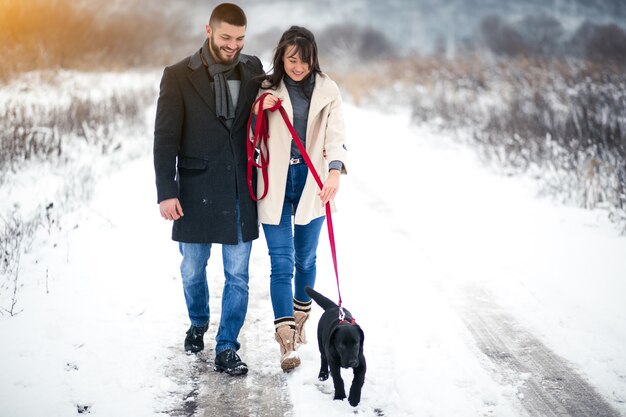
[264,26,322,97]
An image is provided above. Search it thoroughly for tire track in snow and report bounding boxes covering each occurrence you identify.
[457,286,621,417]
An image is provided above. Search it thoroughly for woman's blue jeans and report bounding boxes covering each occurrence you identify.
[262,163,325,320]
[178,204,251,354]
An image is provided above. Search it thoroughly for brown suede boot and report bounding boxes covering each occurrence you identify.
[275,323,301,371]
[294,311,309,346]
[294,298,312,347]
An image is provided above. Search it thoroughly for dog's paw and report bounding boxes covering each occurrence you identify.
[318,370,329,381]
[348,394,361,407]
[333,391,346,401]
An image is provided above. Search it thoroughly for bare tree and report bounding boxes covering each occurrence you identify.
[568,22,626,65]
[480,15,529,57]
[514,14,565,56]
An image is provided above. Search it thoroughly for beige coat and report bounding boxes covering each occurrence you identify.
[256,72,347,225]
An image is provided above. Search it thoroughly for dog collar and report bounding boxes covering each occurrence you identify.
[338,317,356,325]
[338,306,356,325]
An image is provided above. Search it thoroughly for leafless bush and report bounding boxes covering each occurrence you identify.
[0,210,39,316]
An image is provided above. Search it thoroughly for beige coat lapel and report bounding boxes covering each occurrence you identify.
[307,74,335,131]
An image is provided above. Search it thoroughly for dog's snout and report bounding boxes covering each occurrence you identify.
[342,357,359,368]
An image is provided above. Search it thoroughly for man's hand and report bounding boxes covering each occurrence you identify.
[159,198,184,221]
[319,170,340,206]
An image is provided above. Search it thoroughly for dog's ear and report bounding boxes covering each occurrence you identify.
[329,326,340,342]
[356,325,364,345]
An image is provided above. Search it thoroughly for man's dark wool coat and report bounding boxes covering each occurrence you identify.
[153,47,264,244]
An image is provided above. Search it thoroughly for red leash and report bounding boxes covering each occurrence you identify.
[247,94,345,309]
[246,93,274,201]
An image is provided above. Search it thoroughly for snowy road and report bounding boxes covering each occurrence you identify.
[1,103,625,417]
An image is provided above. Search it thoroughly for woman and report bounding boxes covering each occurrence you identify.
[252,26,347,371]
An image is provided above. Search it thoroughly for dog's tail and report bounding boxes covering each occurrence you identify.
[304,286,337,311]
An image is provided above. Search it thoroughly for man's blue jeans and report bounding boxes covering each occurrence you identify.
[178,207,252,354]
[262,163,325,319]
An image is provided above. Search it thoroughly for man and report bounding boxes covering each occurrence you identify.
[153,3,264,376]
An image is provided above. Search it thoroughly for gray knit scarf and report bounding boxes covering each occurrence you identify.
[201,38,240,120]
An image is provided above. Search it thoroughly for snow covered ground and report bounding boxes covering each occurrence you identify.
[1,85,625,416]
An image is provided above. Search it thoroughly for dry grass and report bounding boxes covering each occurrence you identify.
[333,53,625,100]
[0,86,153,183]
[0,0,188,80]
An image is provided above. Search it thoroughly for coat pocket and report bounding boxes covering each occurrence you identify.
[177,156,208,171]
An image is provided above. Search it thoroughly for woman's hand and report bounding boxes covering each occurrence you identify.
[253,94,280,114]
[319,170,340,206]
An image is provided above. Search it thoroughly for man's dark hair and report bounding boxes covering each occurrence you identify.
[209,3,247,28]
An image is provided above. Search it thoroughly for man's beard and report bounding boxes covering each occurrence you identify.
[209,35,241,64]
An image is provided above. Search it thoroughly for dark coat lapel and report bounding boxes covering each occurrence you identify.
[187,50,217,115]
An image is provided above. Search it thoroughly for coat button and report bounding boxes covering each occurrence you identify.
[202,198,207,205]
[226,165,232,171]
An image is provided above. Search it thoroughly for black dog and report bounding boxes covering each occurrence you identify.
[305,286,366,407]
